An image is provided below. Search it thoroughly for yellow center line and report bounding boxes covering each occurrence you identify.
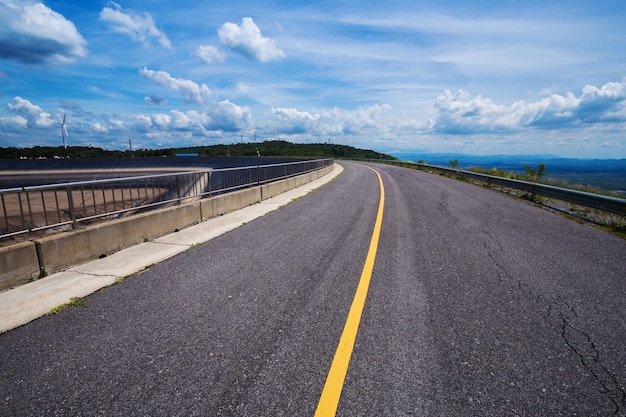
[314,166,385,417]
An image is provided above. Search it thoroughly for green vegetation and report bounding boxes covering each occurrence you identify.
[47,297,89,315]
[605,222,626,239]
[466,165,626,239]
[389,160,625,239]
[523,163,547,180]
[0,141,396,160]
[112,276,129,286]
[468,164,623,198]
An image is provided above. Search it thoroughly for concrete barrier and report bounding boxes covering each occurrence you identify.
[201,187,261,219]
[0,241,40,290]
[261,177,296,200]
[34,202,202,276]
[294,172,313,188]
[245,165,333,203]
[0,164,334,290]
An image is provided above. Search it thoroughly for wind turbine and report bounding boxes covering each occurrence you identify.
[59,113,68,149]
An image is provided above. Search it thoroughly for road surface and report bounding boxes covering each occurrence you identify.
[1,161,624,416]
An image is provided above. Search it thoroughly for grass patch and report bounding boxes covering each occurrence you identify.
[48,297,89,315]
[112,273,133,286]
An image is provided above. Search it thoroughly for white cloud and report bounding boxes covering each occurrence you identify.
[139,67,213,104]
[321,104,393,134]
[428,80,626,134]
[204,100,253,131]
[168,110,195,130]
[0,0,87,65]
[94,116,128,134]
[195,45,226,64]
[270,104,393,136]
[92,101,252,137]
[100,2,172,49]
[577,81,626,123]
[184,99,253,132]
[5,96,55,128]
[0,115,27,131]
[151,113,172,128]
[271,107,318,134]
[218,17,286,62]
[93,122,109,133]
[144,93,167,106]
[133,115,152,131]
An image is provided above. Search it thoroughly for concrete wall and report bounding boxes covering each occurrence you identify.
[0,242,40,289]
[34,202,202,275]
[201,187,261,218]
[0,164,334,291]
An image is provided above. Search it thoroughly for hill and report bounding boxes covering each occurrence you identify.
[0,141,396,161]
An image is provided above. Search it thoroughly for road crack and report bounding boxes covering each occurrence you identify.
[561,319,626,415]
[482,232,625,415]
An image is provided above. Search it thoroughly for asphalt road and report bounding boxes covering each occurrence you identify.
[1,161,624,416]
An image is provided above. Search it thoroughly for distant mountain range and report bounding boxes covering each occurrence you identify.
[392,152,626,193]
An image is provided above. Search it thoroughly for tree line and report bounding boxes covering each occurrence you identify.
[0,141,396,161]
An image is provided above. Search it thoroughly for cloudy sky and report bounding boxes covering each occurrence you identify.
[0,0,625,158]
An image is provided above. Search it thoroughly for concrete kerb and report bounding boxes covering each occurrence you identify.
[0,163,343,333]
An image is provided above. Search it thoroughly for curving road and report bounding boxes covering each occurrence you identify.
[1,162,624,416]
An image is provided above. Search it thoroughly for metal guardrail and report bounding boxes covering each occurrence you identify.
[372,160,626,216]
[0,158,333,240]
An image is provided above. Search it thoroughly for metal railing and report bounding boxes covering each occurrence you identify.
[0,158,333,241]
[372,160,626,216]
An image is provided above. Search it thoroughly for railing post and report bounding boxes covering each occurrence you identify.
[175,176,181,204]
[1,194,8,233]
[17,191,26,232]
[67,185,77,229]
[40,190,49,226]
[25,190,35,231]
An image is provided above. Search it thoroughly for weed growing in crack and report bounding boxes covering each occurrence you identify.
[47,297,89,315]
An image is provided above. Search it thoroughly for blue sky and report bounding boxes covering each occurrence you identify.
[0,0,625,158]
